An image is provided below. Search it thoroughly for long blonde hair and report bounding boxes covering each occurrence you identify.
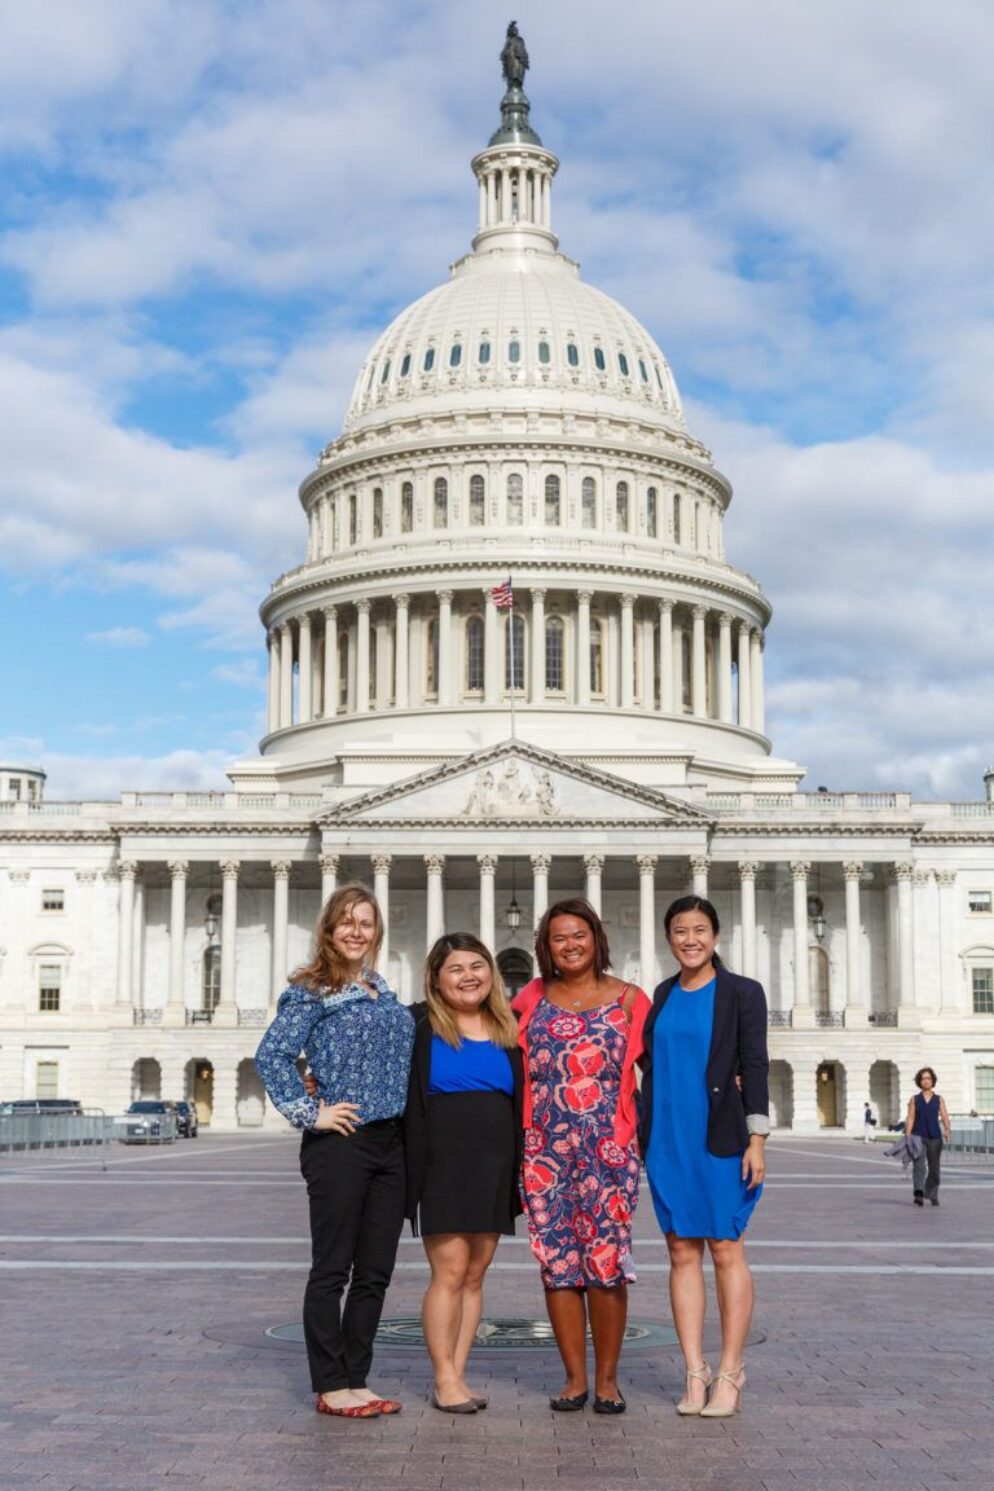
[293,883,384,992]
[423,933,518,1049]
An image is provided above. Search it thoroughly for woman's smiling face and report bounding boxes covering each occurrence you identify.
[330,900,377,969]
[436,949,493,1013]
[667,909,717,975]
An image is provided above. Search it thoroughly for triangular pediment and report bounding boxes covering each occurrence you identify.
[320,741,711,827]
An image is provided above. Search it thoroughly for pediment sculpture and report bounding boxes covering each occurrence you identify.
[463,760,559,819]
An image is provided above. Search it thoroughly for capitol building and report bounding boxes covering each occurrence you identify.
[3,56,994,1134]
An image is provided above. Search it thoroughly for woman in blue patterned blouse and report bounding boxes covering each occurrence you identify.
[255,883,415,1420]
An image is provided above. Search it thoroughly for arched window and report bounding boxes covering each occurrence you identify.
[400,352,411,377]
[505,613,525,691]
[449,343,462,367]
[372,487,383,538]
[507,473,523,526]
[618,352,630,377]
[594,346,606,372]
[616,481,630,533]
[423,347,436,372]
[469,474,485,526]
[655,364,664,389]
[348,493,358,545]
[581,477,596,529]
[638,358,649,383]
[433,476,448,528]
[590,619,604,695]
[465,615,484,691]
[544,474,561,526]
[478,340,491,365]
[202,945,221,1013]
[337,631,348,708]
[646,486,658,538]
[673,492,682,546]
[380,360,391,385]
[567,342,580,367]
[425,617,439,696]
[508,339,521,364]
[401,481,414,532]
[538,340,551,364]
[545,615,565,692]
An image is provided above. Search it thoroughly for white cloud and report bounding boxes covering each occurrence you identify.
[86,626,150,648]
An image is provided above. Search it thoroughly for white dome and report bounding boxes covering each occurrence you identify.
[344,253,686,437]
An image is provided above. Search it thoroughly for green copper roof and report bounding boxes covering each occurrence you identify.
[489,84,542,147]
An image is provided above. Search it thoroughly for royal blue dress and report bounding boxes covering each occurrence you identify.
[646,978,762,1241]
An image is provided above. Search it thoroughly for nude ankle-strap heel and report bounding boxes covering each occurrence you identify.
[699,1364,745,1418]
[676,1362,712,1416]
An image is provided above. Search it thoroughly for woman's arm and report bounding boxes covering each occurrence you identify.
[939,1096,951,1141]
[905,1096,916,1137]
[255,987,328,1130]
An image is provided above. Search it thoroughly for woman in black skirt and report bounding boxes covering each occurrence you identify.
[403,933,524,1413]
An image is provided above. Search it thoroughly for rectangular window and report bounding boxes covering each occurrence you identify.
[39,965,63,1012]
[975,1065,994,1111]
[36,1060,59,1099]
[9,777,21,800]
[968,890,992,913]
[42,888,65,912]
[972,968,994,1015]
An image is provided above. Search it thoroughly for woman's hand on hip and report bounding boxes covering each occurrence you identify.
[313,1100,361,1135]
[742,1135,766,1190]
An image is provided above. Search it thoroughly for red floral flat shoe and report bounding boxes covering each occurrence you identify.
[365,1397,402,1414]
[315,1395,381,1418]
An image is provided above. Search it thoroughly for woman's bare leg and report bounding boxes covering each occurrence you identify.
[453,1233,500,1388]
[587,1283,628,1400]
[422,1234,473,1404]
[666,1234,709,1409]
[544,1287,589,1398]
[706,1237,753,1411]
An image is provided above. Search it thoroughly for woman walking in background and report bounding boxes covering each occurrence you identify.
[641,896,768,1419]
[403,934,524,1413]
[905,1067,950,1206]
[514,898,649,1415]
[256,884,414,1420]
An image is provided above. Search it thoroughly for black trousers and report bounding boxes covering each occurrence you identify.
[299,1118,405,1393]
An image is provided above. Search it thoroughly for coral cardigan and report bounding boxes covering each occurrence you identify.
[512,976,650,1148]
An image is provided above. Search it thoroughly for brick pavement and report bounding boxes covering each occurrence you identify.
[1,1132,992,1491]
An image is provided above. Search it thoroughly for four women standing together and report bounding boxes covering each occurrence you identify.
[256,878,770,1421]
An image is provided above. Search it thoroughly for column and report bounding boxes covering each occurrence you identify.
[438,590,453,706]
[132,873,145,1009]
[673,617,685,712]
[424,855,445,948]
[790,861,812,1022]
[279,621,293,728]
[165,860,189,1024]
[515,165,526,220]
[372,855,392,973]
[478,854,497,951]
[638,615,654,709]
[637,854,657,987]
[531,852,550,928]
[658,600,674,712]
[584,854,604,914]
[690,855,710,898]
[486,170,496,226]
[542,174,551,227]
[717,613,733,723]
[737,622,752,730]
[843,861,866,1025]
[751,629,765,735]
[691,605,707,717]
[355,600,371,713]
[894,862,917,1024]
[270,860,291,1006]
[484,589,499,705]
[529,588,546,704]
[533,170,542,222]
[500,167,511,221]
[620,594,635,709]
[319,853,339,906]
[738,860,759,979]
[266,629,280,734]
[936,871,959,1012]
[115,860,138,1008]
[215,858,239,1026]
[394,595,410,709]
[576,590,592,706]
[322,607,338,717]
[298,613,313,723]
[478,175,487,231]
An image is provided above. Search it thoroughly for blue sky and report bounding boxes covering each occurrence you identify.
[1,0,993,799]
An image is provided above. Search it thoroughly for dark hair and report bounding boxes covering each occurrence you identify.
[423,933,517,1049]
[664,895,721,937]
[914,1067,938,1089]
[534,897,611,982]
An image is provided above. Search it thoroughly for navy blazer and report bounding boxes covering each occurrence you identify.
[638,961,770,1160]
[401,1002,525,1229]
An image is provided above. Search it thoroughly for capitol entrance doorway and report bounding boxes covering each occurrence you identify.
[188,1059,214,1126]
[498,948,533,997]
[816,1061,843,1127]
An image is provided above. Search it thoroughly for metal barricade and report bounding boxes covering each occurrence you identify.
[112,1112,179,1147]
[947,1116,994,1163]
[0,1109,116,1169]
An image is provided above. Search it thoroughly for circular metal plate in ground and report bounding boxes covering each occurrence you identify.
[265,1317,681,1351]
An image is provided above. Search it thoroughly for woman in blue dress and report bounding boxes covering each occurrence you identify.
[639,896,769,1418]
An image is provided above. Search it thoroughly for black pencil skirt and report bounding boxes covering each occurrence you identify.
[418,1091,517,1237]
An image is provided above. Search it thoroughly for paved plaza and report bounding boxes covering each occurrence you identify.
[1,1132,992,1491]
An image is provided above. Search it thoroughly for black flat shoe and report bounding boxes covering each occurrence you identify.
[593,1393,626,1415]
[549,1391,588,1412]
[913,1192,924,1207]
[930,1198,939,1207]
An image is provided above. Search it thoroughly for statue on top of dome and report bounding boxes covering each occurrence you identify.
[500,21,529,89]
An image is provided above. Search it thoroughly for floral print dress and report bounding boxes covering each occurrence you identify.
[520,996,641,1290]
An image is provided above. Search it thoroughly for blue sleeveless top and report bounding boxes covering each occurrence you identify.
[428,1034,514,1095]
[912,1092,942,1140]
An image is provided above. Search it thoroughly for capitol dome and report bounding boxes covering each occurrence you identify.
[244,51,801,798]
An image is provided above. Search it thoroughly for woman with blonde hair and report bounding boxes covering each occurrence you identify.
[403,933,524,1413]
[256,883,414,1420]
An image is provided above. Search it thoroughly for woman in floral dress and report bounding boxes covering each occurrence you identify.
[513,898,649,1414]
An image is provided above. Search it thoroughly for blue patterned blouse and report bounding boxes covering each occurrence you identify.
[255,972,415,1131]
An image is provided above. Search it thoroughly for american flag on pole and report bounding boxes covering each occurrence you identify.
[490,576,514,609]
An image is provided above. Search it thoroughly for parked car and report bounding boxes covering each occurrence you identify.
[0,1098,84,1116]
[172,1100,199,1138]
[121,1100,177,1144]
